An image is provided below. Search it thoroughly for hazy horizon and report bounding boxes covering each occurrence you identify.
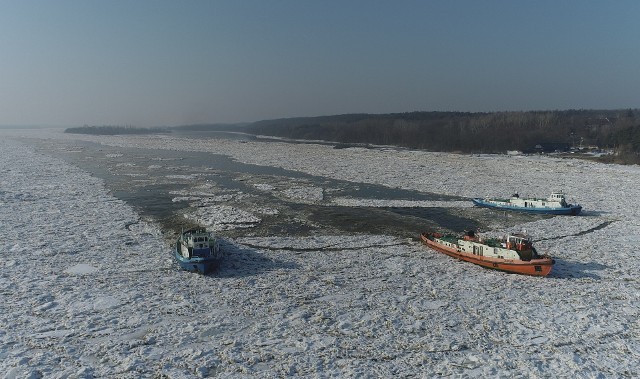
[2,1,639,127]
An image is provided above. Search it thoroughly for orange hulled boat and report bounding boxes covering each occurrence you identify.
[420,230,554,276]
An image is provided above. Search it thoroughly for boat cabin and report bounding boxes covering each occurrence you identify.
[548,192,568,206]
[184,233,212,249]
[457,232,535,260]
[179,229,215,258]
[504,192,570,209]
[505,233,532,251]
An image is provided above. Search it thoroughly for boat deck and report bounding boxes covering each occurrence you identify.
[482,238,503,248]
[435,235,459,244]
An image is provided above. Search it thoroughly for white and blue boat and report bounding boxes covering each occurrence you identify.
[472,192,582,215]
[174,228,222,273]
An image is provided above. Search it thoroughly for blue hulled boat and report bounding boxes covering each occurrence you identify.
[174,228,222,273]
[472,192,582,215]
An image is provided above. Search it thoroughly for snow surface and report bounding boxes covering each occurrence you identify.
[1,129,639,378]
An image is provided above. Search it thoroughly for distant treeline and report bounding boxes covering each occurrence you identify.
[233,109,640,163]
[65,125,170,135]
[71,109,640,164]
[176,123,249,131]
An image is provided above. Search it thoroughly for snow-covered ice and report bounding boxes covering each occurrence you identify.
[1,129,639,377]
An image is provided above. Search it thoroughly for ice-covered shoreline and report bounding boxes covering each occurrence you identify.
[1,130,639,377]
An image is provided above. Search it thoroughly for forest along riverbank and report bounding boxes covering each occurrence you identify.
[20,134,545,243]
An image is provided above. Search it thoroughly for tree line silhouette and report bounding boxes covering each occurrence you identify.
[239,109,640,163]
[65,125,169,135]
[68,109,640,164]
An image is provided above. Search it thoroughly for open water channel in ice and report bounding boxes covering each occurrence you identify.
[26,132,546,243]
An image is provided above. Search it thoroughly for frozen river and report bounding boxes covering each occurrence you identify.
[20,130,530,241]
[1,128,638,377]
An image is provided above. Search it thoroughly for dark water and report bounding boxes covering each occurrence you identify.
[24,133,546,241]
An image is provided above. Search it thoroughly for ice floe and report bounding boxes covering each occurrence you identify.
[184,205,262,230]
[1,129,639,377]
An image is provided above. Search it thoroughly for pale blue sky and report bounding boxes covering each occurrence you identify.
[1,1,639,127]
